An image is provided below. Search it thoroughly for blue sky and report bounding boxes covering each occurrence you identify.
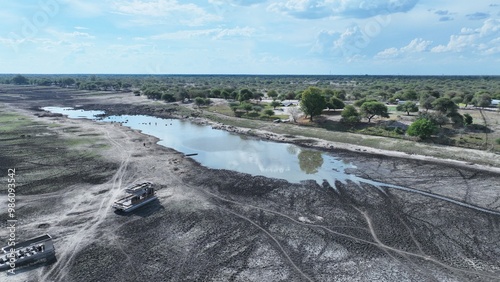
[0,0,499,75]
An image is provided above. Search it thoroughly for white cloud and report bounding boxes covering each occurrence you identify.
[400,38,432,52]
[46,29,96,40]
[111,0,221,25]
[269,0,419,19]
[0,37,24,48]
[59,0,104,17]
[431,19,500,54]
[376,38,432,58]
[209,0,267,6]
[376,47,398,58]
[312,25,382,59]
[151,27,256,40]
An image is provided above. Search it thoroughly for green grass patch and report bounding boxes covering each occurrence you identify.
[387,105,398,112]
[357,126,405,138]
[208,104,235,116]
[261,114,288,120]
[0,112,36,132]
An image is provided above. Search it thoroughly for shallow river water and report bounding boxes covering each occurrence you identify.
[42,107,364,184]
[42,106,500,215]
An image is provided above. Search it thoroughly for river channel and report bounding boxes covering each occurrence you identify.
[42,107,373,184]
[42,106,500,216]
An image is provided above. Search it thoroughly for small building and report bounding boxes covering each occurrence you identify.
[491,99,500,107]
[280,100,298,107]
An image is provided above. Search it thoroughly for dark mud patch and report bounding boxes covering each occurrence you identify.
[37,223,51,229]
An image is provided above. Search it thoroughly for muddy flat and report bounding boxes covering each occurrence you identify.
[1,86,499,282]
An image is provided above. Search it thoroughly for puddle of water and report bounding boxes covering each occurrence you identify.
[43,107,105,119]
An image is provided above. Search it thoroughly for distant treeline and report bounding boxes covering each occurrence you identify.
[1,74,499,104]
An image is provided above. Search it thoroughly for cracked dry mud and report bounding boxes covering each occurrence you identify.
[0,86,499,281]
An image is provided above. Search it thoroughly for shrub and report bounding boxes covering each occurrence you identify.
[246,112,260,118]
[264,109,274,117]
[407,118,437,139]
[161,93,176,102]
[463,113,473,125]
[341,105,361,123]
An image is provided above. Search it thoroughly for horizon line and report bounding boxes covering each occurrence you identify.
[1,73,500,77]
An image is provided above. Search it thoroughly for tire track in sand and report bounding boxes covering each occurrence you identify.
[40,123,133,282]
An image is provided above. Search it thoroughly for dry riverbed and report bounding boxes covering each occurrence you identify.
[0,86,499,282]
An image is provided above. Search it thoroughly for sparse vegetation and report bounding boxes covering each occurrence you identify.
[359,102,389,123]
[2,74,499,153]
[300,87,326,121]
[396,101,419,115]
[341,105,361,124]
[407,118,438,139]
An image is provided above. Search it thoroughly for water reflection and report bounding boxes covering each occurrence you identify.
[298,150,324,174]
[42,107,360,184]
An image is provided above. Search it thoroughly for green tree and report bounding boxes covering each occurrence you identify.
[472,93,492,108]
[451,96,463,105]
[396,101,419,116]
[407,118,437,139]
[161,93,176,102]
[144,88,162,99]
[448,112,464,127]
[253,92,264,101]
[12,74,28,85]
[402,89,418,100]
[340,105,361,124]
[360,102,389,123]
[267,90,278,100]
[418,111,448,128]
[333,89,346,100]
[326,97,345,111]
[463,94,474,107]
[61,77,76,87]
[241,102,253,114]
[37,78,52,86]
[194,97,205,108]
[252,105,262,113]
[270,100,281,109]
[463,113,473,125]
[290,92,300,100]
[221,89,230,100]
[277,93,287,101]
[210,89,222,98]
[432,97,458,114]
[300,87,326,121]
[264,109,274,117]
[238,89,253,102]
